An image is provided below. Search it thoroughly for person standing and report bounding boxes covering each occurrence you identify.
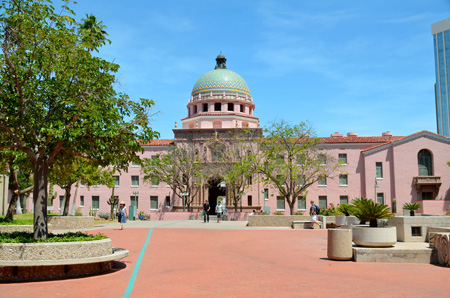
[203,200,210,223]
[118,201,128,230]
[309,200,321,229]
[215,200,224,223]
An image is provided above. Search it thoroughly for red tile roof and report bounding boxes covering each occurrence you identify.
[139,139,174,146]
[319,136,404,144]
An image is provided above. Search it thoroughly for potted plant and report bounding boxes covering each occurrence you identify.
[336,203,359,226]
[351,198,396,247]
[137,210,146,220]
[402,203,421,216]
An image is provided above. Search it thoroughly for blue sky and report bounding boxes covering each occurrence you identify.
[70,0,450,139]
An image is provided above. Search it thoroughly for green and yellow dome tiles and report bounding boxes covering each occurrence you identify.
[191,55,251,97]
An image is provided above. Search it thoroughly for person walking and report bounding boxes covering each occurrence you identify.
[203,200,210,223]
[215,200,224,223]
[309,200,321,229]
[118,201,128,230]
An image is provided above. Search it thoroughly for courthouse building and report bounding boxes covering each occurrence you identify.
[47,55,450,218]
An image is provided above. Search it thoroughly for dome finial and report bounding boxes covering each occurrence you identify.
[215,53,227,69]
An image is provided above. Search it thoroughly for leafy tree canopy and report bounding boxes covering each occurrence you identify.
[0,0,159,239]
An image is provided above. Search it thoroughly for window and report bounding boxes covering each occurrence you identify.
[240,104,244,113]
[339,174,348,186]
[264,189,269,200]
[298,175,306,186]
[338,153,347,164]
[411,226,422,237]
[113,176,120,187]
[277,196,285,210]
[151,178,159,188]
[247,175,252,185]
[297,196,306,209]
[376,162,383,179]
[92,196,100,210]
[130,195,139,209]
[165,196,171,207]
[80,196,84,207]
[318,154,327,165]
[193,105,197,114]
[151,155,160,160]
[248,195,252,207]
[318,196,327,209]
[203,103,208,112]
[376,193,384,204]
[418,149,433,176]
[318,176,327,186]
[131,176,139,187]
[150,196,158,210]
[422,192,434,200]
[214,102,221,111]
[59,195,64,210]
[228,103,234,111]
[339,196,348,205]
[132,160,140,167]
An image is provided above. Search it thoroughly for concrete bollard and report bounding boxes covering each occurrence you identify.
[327,228,353,261]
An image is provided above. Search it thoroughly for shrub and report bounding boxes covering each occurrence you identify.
[0,231,106,243]
[294,211,303,215]
[320,203,341,216]
[98,212,110,220]
[351,198,393,227]
[273,211,284,215]
[403,203,421,211]
[337,203,357,216]
[75,207,83,216]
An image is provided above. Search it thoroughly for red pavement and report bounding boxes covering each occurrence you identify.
[2,227,450,298]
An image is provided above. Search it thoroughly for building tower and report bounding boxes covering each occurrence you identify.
[432,18,450,136]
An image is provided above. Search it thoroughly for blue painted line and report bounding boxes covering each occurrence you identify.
[122,221,187,298]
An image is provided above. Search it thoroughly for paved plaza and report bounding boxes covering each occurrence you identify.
[2,220,450,297]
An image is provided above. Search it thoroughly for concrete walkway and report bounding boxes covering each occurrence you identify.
[3,220,450,298]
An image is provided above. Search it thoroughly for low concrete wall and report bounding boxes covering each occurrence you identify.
[47,216,94,230]
[0,238,112,261]
[389,216,450,242]
[248,215,311,227]
[0,225,53,233]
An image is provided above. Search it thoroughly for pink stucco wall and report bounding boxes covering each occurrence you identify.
[18,132,450,217]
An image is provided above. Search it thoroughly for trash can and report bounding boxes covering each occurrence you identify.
[327,228,353,260]
[128,205,136,221]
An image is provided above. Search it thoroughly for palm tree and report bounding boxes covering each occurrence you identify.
[78,14,110,52]
[351,198,393,227]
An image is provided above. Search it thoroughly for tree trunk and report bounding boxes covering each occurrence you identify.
[110,186,116,219]
[71,182,79,216]
[288,198,295,215]
[62,183,72,216]
[5,192,19,221]
[33,156,49,240]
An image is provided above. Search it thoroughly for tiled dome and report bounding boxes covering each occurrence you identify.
[191,55,251,97]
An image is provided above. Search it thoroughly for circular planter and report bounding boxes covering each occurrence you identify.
[0,238,129,282]
[352,226,397,247]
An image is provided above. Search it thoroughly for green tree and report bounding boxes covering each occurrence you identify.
[255,121,339,215]
[0,0,158,239]
[142,144,204,212]
[78,13,110,52]
[206,129,260,212]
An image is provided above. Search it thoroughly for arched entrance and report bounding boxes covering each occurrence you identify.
[208,177,225,215]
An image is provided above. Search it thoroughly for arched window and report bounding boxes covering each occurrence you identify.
[418,149,433,176]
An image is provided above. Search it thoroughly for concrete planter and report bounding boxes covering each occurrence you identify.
[335,216,360,227]
[352,226,397,247]
[327,228,353,260]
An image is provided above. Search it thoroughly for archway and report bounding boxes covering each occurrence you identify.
[208,177,225,215]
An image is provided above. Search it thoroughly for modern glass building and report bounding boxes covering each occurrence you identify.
[432,18,450,137]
